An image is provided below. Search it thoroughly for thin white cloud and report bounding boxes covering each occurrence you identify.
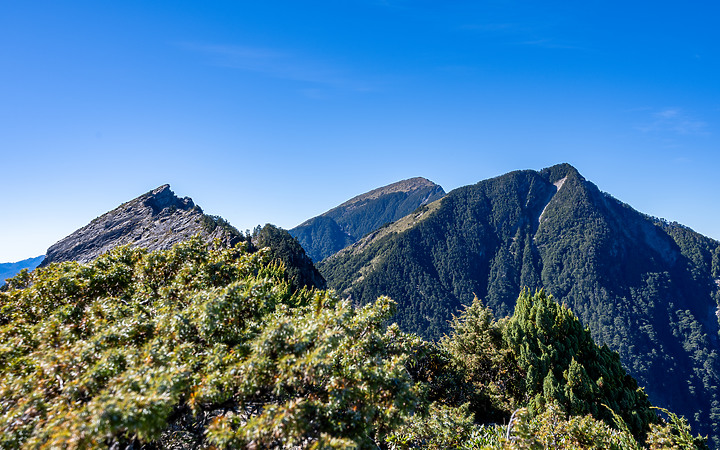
[514,38,582,50]
[637,108,709,136]
[180,43,375,92]
[656,108,679,119]
[459,21,585,51]
[459,23,518,32]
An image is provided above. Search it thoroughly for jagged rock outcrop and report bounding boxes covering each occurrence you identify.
[40,185,244,267]
[290,177,445,262]
[38,185,327,292]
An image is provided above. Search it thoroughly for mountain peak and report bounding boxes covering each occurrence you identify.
[318,164,720,443]
[290,177,445,262]
[141,184,197,215]
[539,162,581,184]
[337,177,441,208]
[40,185,239,266]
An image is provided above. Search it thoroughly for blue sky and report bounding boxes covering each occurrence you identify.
[2,1,719,262]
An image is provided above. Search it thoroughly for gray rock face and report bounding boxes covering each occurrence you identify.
[40,185,243,266]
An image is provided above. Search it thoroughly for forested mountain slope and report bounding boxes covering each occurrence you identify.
[320,163,720,446]
[289,177,445,262]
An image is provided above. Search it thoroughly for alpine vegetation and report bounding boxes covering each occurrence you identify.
[0,238,704,448]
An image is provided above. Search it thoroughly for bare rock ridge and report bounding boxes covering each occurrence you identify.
[290,177,445,263]
[40,185,243,267]
[334,177,443,209]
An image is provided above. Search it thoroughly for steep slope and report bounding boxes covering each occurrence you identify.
[320,163,720,446]
[38,185,324,292]
[289,177,445,262]
[0,256,44,286]
[252,223,326,291]
[40,185,245,267]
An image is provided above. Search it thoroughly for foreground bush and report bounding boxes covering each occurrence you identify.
[0,238,705,448]
[0,239,419,448]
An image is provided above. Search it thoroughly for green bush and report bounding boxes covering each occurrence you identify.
[0,238,418,448]
[0,239,704,448]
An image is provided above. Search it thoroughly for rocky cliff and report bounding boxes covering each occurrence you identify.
[40,185,244,267]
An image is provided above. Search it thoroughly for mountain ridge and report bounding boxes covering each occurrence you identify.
[40,184,244,267]
[290,177,445,262]
[36,185,325,292]
[0,256,44,286]
[319,162,720,445]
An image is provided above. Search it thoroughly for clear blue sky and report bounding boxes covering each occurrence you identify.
[2,1,719,262]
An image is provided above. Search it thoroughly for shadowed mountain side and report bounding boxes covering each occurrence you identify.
[290,177,445,262]
[253,223,326,291]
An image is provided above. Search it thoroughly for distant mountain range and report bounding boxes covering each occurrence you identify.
[289,177,445,262]
[0,256,44,286]
[318,163,720,446]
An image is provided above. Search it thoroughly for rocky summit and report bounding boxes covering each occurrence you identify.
[40,185,243,267]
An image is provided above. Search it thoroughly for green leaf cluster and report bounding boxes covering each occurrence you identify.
[505,290,655,436]
[505,404,640,450]
[443,290,655,437]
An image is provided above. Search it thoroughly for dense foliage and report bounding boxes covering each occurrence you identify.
[199,214,245,240]
[445,291,655,436]
[252,223,326,291]
[0,239,416,448]
[320,163,720,446]
[1,237,706,448]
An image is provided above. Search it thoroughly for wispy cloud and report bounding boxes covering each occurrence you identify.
[373,0,408,7]
[459,23,518,32]
[459,21,585,51]
[180,43,375,92]
[636,108,709,135]
[513,38,583,50]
